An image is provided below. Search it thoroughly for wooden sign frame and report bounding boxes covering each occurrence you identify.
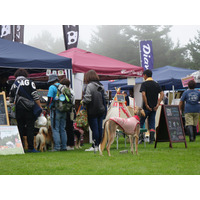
[0,92,10,126]
[155,105,187,148]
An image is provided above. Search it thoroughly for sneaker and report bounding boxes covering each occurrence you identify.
[85,147,94,151]
[94,146,99,151]
[27,148,40,153]
[67,146,74,151]
[60,149,67,151]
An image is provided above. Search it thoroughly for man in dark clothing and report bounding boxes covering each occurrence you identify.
[140,70,164,144]
[164,93,168,105]
[122,91,130,106]
[9,69,42,153]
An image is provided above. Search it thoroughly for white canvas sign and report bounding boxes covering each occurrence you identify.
[0,126,24,155]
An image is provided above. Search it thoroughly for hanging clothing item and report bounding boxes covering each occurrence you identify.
[110,115,140,134]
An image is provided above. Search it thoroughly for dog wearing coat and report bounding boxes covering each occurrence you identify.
[99,106,145,156]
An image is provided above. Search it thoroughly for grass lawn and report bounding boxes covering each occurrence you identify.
[0,135,200,175]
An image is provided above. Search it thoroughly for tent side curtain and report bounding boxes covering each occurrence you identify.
[0,38,72,69]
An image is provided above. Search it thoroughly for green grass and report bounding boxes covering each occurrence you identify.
[0,136,200,175]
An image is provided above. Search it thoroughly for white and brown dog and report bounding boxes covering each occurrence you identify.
[36,126,54,152]
[36,114,54,152]
[99,106,145,156]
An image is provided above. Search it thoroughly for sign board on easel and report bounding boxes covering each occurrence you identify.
[155,105,187,148]
[0,126,24,155]
[0,92,10,126]
[181,76,195,87]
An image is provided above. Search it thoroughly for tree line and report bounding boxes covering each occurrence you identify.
[28,25,200,70]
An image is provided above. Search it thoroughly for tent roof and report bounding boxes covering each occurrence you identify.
[58,48,143,80]
[109,66,197,90]
[0,38,72,72]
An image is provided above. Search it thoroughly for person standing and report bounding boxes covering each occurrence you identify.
[179,80,200,142]
[122,91,130,106]
[9,68,42,153]
[164,92,168,105]
[60,78,75,151]
[140,69,164,144]
[82,70,108,151]
[47,74,67,151]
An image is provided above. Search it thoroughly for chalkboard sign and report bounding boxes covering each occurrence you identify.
[155,105,187,148]
[0,92,10,126]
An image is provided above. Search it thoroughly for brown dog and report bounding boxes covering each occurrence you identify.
[36,126,54,152]
[73,123,84,149]
[99,106,145,156]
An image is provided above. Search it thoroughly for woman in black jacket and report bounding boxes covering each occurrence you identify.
[82,70,108,151]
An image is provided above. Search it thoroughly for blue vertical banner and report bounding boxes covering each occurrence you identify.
[139,40,154,70]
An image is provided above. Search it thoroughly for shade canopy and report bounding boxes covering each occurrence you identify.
[0,38,72,74]
[58,48,143,80]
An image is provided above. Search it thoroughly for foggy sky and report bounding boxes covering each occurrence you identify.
[24,25,200,47]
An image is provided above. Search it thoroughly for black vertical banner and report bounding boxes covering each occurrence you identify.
[0,25,13,41]
[14,25,24,43]
[63,25,79,50]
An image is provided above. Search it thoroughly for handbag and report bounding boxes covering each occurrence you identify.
[75,105,88,129]
[33,103,43,119]
[17,96,35,111]
[14,81,42,119]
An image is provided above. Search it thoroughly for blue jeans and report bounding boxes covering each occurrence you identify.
[50,109,67,150]
[88,115,104,147]
[140,109,156,131]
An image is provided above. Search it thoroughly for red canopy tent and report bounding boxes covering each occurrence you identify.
[58,48,143,80]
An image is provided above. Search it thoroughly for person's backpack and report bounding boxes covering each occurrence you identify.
[54,84,73,112]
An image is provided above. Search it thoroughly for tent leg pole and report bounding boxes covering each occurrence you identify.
[172,85,175,103]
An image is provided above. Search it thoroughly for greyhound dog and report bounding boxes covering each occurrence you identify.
[99,106,145,156]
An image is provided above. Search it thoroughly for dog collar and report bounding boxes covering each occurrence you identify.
[133,115,140,122]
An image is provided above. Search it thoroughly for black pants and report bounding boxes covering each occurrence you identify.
[66,112,74,146]
[16,107,35,150]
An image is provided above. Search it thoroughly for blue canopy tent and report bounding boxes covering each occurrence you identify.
[108,66,198,91]
[0,38,72,92]
[0,38,72,76]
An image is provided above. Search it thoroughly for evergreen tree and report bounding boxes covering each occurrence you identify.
[187,30,200,70]
[27,30,88,54]
[88,25,190,69]
[125,25,174,68]
[88,25,138,65]
[28,31,64,53]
